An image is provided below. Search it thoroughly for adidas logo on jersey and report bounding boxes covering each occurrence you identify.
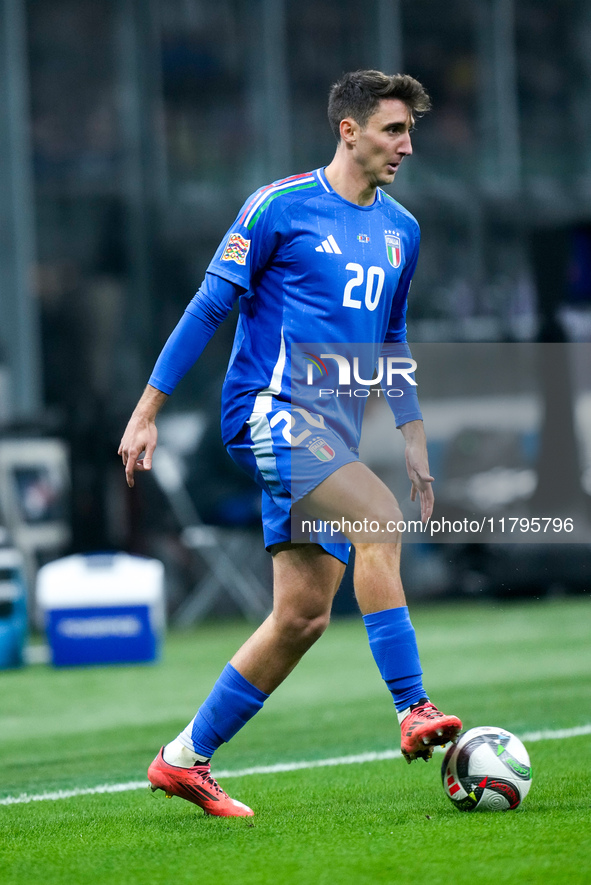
[315,235,342,254]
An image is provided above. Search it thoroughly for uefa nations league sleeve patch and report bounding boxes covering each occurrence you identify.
[221,233,251,265]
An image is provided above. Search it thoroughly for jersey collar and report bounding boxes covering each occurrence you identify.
[315,167,383,209]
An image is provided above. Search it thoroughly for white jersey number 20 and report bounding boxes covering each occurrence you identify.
[343,263,385,312]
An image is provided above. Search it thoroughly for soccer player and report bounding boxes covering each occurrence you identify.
[119,70,461,817]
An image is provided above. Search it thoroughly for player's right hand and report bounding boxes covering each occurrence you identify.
[118,386,168,487]
[118,416,158,488]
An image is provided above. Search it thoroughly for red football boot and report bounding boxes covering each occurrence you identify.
[399,699,462,764]
[148,748,254,817]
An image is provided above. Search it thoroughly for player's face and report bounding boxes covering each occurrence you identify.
[353,99,414,187]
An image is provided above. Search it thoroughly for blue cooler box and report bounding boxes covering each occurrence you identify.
[36,553,165,667]
[0,548,28,668]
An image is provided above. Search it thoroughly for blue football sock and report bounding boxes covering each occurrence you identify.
[363,606,428,712]
[179,662,269,759]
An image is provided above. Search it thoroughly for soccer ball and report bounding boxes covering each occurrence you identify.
[441,726,532,811]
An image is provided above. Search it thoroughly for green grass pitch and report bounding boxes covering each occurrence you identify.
[1,598,590,885]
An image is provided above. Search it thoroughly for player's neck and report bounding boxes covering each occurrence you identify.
[324,156,377,207]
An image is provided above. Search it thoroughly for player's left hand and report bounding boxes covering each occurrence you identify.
[405,445,434,522]
[400,420,434,522]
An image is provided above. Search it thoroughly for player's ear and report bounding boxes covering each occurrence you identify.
[339,117,358,145]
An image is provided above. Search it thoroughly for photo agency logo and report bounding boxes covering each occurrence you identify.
[302,349,417,399]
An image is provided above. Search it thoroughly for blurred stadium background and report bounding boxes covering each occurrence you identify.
[0,0,590,641]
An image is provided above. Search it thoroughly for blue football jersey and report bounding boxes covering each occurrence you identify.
[207,167,421,445]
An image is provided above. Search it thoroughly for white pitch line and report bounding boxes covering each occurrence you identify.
[2,723,590,807]
[519,724,591,742]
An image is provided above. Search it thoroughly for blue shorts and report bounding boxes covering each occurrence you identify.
[226,400,357,564]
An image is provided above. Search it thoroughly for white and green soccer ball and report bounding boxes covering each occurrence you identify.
[442,726,532,811]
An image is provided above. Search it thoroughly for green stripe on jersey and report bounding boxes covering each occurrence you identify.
[381,190,417,218]
[380,190,405,210]
[247,182,317,230]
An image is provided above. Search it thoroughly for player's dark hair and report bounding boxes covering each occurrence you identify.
[327,70,431,140]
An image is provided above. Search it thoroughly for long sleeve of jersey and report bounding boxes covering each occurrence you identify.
[380,340,423,428]
[148,272,241,394]
[380,236,422,429]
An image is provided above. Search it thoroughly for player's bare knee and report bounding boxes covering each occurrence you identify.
[293,610,330,645]
[380,501,404,528]
[274,608,330,650]
[347,503,404,544]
